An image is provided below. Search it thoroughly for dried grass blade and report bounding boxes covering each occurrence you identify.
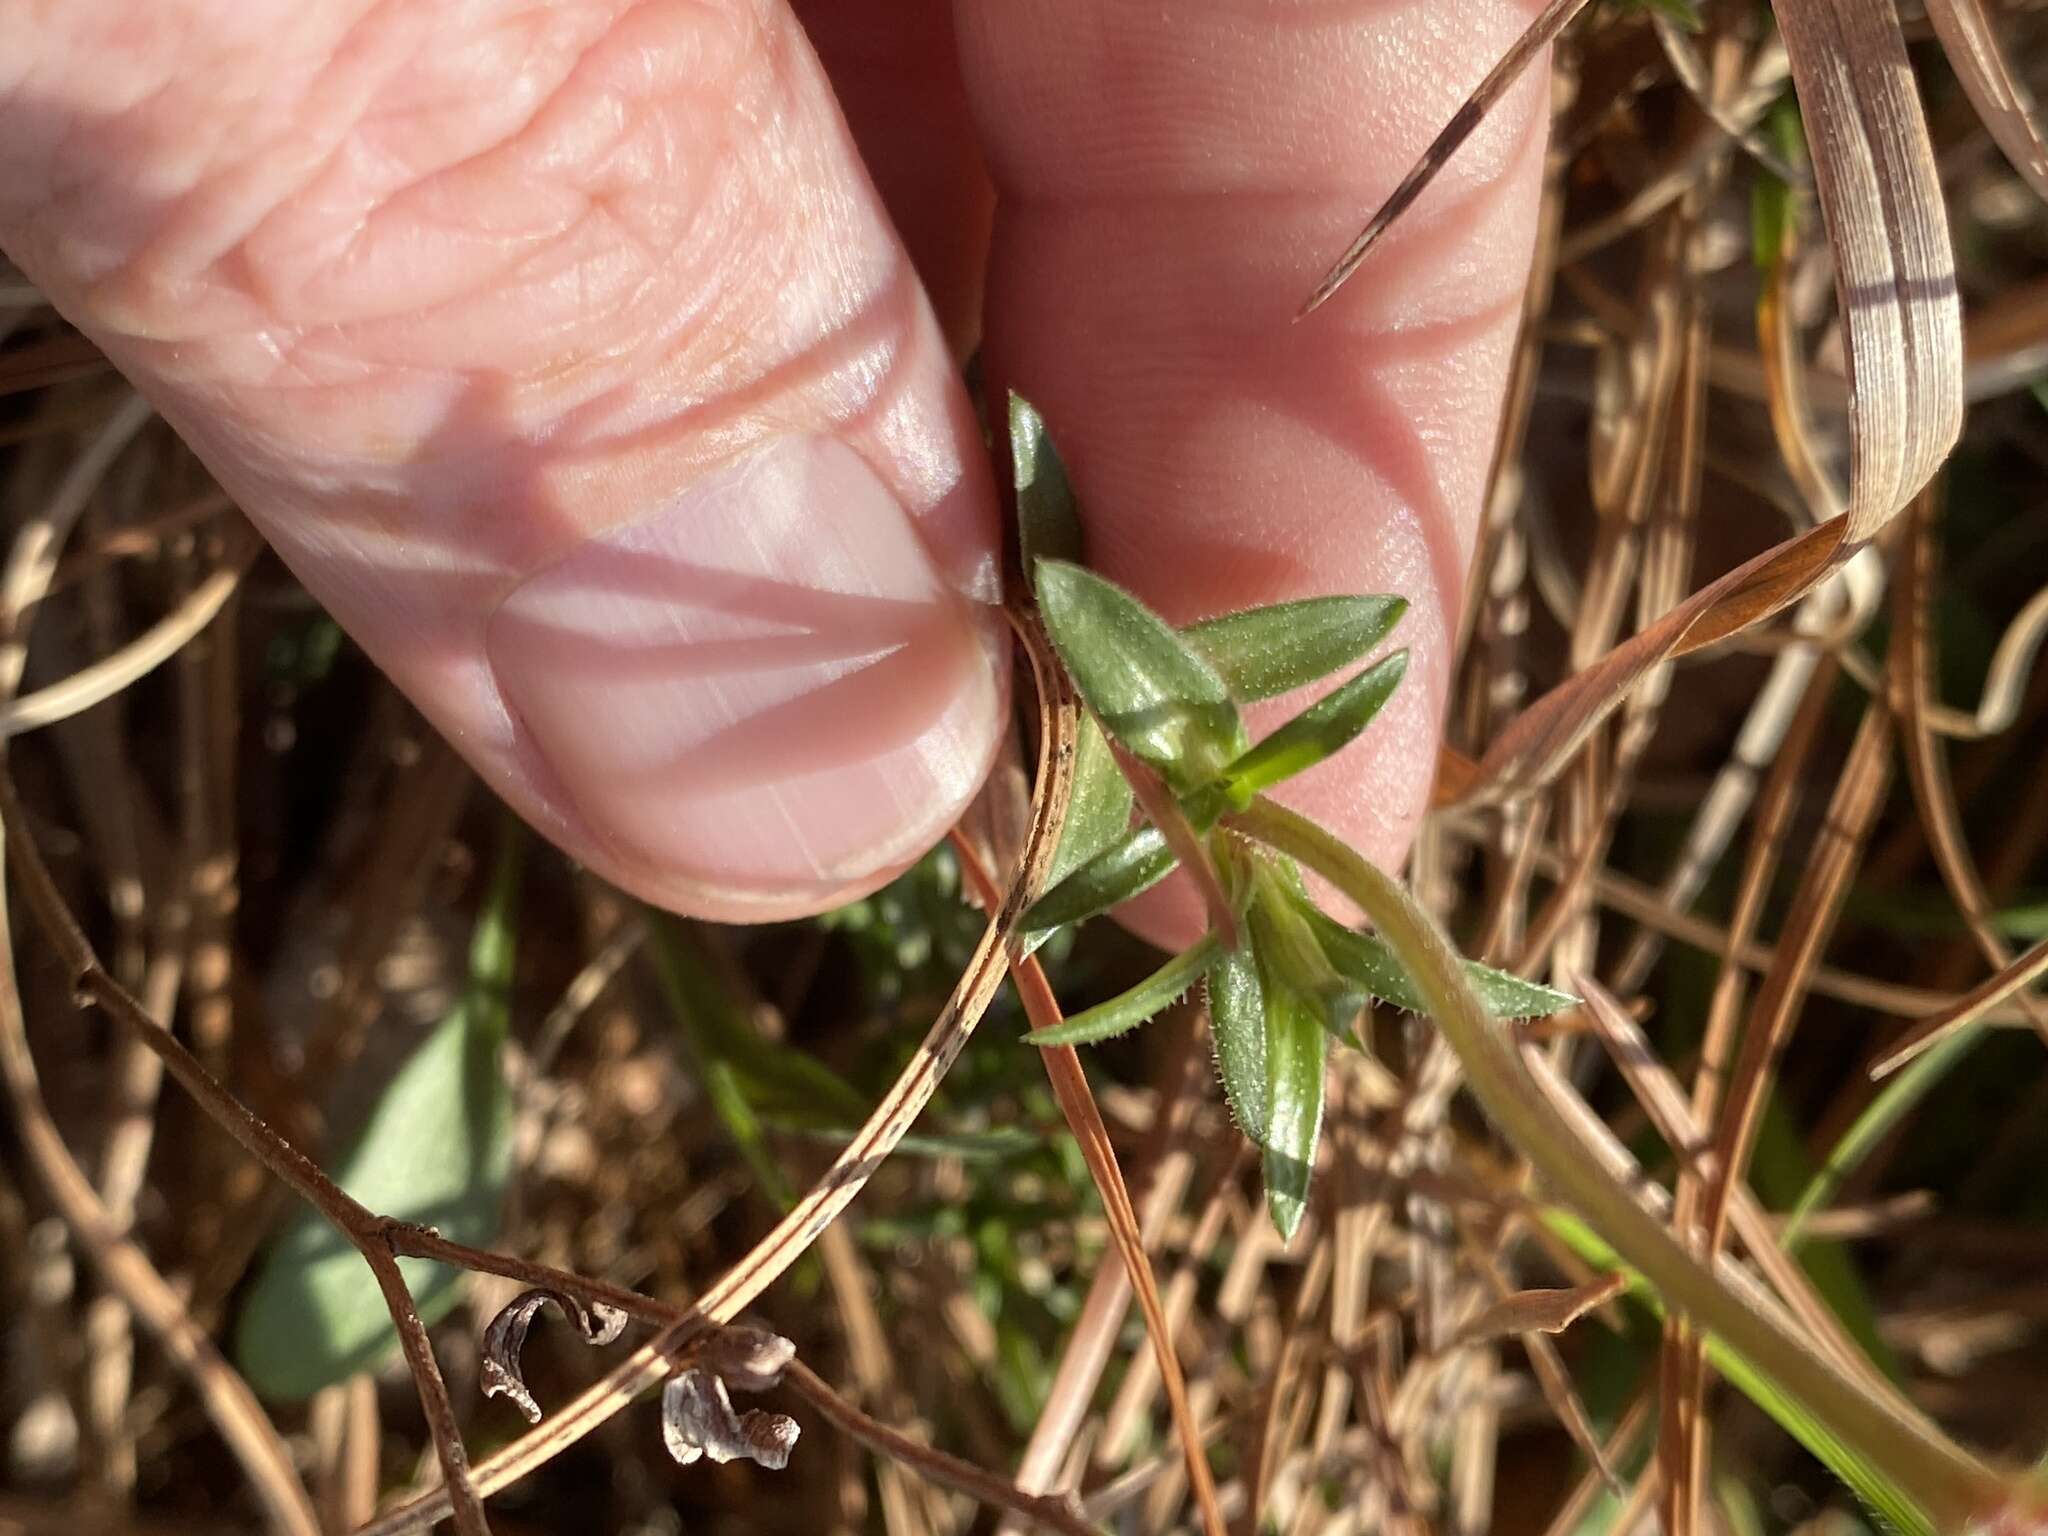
[952,828,1227,1536]
[1298,0,1585,316]
[1923,0,2048,204]
[1871,934,2048,1079]
[1451,1273,1625,1346]
[1448,0,1961,803]
[1890,491,2048,1048]
[1698,703,1892,1251]
[0,857,320,1536]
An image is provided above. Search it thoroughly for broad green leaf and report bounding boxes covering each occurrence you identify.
[1206,937,1327,1240]
[1010,392,1084,582]
[1220,650,1409,807]
[1296,900,1577,1018]
[1035,559,1248,791]
[1022,824,1177,940]
[643,915,868,1130]
[1258,962,1328,1242]
[1183,595,1406,701]
[1206,947,1268,1146]
[235,823,525,1400]
[1025,935,1223,1047]
[1042,712,1134,895]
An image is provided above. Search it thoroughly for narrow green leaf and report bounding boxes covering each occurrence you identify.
[1296,900,1577,1018]
[1246,859,1360,1046]
[1751,1098,1896,1374]
[1258,967,1328,1242]
[705,1059,797,1209]
[1025,935,1223,1047]
[235,822,526,1400]
[1781,1022,1983,1252]
[1022,824,1177,939]
[1010,392,1084,582]
[643,915,868,1129]
[1035,559,1248,791]
[1042,712,1134,894]
[1220,650,1409,807]
[1206,946,1269,1147]
[1183,595,1406,701]
[1752,95,1807,271]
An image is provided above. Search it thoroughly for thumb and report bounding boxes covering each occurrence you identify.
[0,0,1007,921]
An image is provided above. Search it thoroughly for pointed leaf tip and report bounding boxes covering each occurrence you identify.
[1010,393,1084,582]
[1258,973,1327,1242]
[1184,594,1407,701]
[1221,649,1410,806]
[1023,823,1177,941]
[1025,934,1224,1047]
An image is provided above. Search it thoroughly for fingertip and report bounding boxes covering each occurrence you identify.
[484,434,1009,921]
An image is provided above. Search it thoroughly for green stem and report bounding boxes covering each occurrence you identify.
[1231,796,2004,1534]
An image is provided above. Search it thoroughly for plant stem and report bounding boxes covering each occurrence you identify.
[1231,795,2006,1534]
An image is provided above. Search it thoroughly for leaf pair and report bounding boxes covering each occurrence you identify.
[1022,559,1408,946]
[1035,558,1407,801]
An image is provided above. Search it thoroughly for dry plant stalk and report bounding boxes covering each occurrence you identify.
[7,0,2048,1527]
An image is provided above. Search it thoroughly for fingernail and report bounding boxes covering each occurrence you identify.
[487,436,1004,911]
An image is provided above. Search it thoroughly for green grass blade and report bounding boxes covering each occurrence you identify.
[1543,1209,1933,1536]
[1782,1022,1984,1251]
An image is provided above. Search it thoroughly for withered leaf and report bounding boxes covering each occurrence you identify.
[661,1369,799,1471]
[692,1325,797,1392]
[1450,1273,1627,1349]
[480,1287,630,1424]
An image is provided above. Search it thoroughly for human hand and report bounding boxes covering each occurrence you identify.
[0,0,1546,947]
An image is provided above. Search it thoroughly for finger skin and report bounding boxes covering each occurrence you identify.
[0,0,1006,920]
[791,0,994,355]
[957,0,1549,947]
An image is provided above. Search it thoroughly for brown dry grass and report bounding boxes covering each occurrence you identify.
[5,4,2048,1535]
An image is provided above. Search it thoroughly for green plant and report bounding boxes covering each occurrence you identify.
[1011,394,2024,1534]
